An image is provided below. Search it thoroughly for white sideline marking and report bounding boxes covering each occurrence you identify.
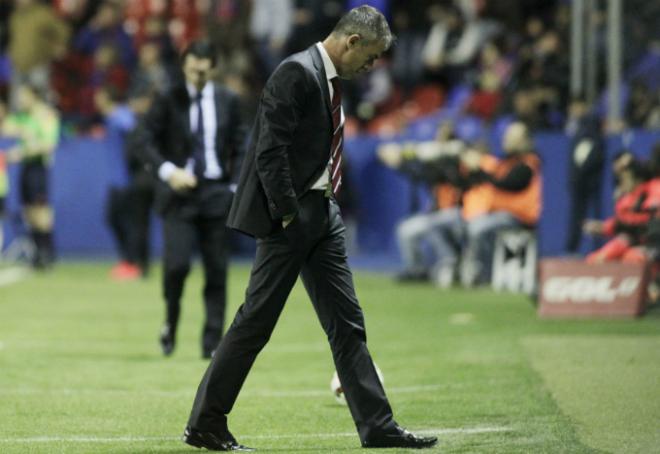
[0,426,512,443]
[0,383,461,398]
[0,267,29,287]
[449,313,475,325]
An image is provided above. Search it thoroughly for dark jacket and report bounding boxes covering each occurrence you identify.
[228,45,336,237]
[134,82,246,215]
[568,114,604,187]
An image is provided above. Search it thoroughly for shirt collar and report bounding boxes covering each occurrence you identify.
[186,81,213,100]
[316,42,338,81]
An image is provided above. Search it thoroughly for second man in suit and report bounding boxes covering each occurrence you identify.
[136,41,246,359]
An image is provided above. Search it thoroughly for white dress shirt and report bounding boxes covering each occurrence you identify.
[311,42,345,191]
[158,82,223,182]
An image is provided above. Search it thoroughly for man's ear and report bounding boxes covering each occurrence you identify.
[346,34,361,49]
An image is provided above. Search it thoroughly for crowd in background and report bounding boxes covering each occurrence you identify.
[0,0,658,134]
[0,0,658,296]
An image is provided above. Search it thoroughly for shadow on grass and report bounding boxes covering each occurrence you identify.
[128,446,365,453]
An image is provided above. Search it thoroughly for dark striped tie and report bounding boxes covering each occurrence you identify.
[330,77,343,195]
[193,93,206,178]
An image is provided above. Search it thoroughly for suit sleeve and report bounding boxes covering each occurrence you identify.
[132,94,169,177]
[472,163,533,191]
[581,137,604,175]
[227,91,247,186]
[254,61,310,219]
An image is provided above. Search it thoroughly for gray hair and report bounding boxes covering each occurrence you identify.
[332,5,395,50]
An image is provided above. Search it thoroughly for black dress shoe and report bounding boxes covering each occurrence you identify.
[182,426,254,451]
[159,324,175,356]
[362,425,438,449]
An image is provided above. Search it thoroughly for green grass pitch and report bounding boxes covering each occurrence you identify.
[0,262,659,453]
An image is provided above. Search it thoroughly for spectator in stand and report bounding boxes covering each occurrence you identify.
[508,27,568,129]
[8,0,70,106]
[389,0,433,95]
[459,121,542,286]
[565,97,605,254]
[422,3,490,87]
[74,1,136,73]
[623,1,660,71]
[92,44,130,95]
[169,0,206,49]
[286,0,344,55]
[466,70,502,121]
[52,0,100,33]
[135,16,178,68]
[510,89,544,130]
[71,43,131,122]
[626,77,660,129]
[343,57,394,124]
[249,0,293,76]
[129,40,173,97]
[465,41,511,121]
[627,40,660,94]
[0,84,60,269]
[206,0,251,54]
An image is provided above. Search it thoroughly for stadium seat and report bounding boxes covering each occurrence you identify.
[491,228,537,294]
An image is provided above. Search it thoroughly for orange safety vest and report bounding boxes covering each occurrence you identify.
[490,152,542,225]
[462,154,499,220]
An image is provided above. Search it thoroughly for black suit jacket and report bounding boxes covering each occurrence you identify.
[134,82,246,217]
[228,45,335,237]
[568,114,604,189]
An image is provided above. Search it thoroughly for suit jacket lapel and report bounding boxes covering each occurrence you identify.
[310,45,333,119]
[214,85,227,164]
[174,84,193,143]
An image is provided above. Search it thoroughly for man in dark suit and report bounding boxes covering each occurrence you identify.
[565,97,604,253]
[135,41,246,359]
[182,6,437,451]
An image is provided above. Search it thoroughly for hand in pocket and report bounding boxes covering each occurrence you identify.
[282,212,309,250]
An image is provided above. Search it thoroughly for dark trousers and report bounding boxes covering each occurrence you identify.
[566,180,601,253]
[106,178,154,272]
[130,177,154,273]
[187,192,395,443]
[163,212,229,353]
[106,187,133,263]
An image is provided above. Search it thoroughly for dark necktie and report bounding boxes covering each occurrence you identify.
[193,92,205,178]
[330,77,343,195]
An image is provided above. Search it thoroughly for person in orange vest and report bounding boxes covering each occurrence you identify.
[378,123,465,283]
[459,121,542,286]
